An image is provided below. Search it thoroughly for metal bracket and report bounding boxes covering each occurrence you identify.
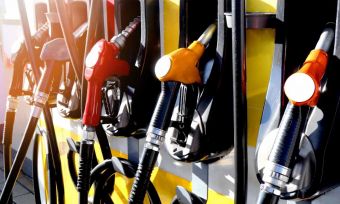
[225,12,276,29]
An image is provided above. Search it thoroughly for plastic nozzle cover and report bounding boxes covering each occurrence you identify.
[83,39,129,126]
[155,23,216,84]
[284,26,334,106]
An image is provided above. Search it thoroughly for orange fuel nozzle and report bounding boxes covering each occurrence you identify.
[284,26,334,106]
[154,23,216,84]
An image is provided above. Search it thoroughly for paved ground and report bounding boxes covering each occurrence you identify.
[0,150,35,204]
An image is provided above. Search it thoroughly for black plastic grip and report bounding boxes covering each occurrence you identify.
[2,111,16,204]
[149,82,180,131]
[129,148,159,204]
[256,189,279,204]
[77,140,94,204]
[268,102,302,167]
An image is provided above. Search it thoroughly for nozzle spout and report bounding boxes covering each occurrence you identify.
[197,23,217,46]
[315,25,334,52]
[110,17,141,49]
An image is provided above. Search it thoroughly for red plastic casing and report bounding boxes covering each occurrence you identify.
[83,39,129,126]
[107,0,115,38]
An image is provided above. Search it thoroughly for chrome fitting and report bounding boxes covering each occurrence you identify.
[34,91,49,106]
[6,96,19,112]
[30,105,43,119]
[145,128,165,147]
[262,161,291,189]
[260,183,281,196]
[144,142,160,152]
[83,125,96,140]
[147,127,167,138]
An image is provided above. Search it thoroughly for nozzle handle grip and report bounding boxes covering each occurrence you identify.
[82,40,129,126]
[268,103,302,167]
[77,140,94,204]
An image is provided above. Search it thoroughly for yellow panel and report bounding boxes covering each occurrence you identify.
[163,0,180,54]
[208,189,234,204]
[246,29,275,146]
[246,0,277,12]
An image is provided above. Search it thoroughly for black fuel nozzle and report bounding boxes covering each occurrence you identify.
[9,23,50,97]
[128,23,216,204]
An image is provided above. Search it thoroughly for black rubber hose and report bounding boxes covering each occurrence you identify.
[32,133,42,204]
[149,82,181,129]
[67,150,79,186]
[268,103,302,167]
[128,81,179,204]
[256,190,279,204]
[96,125,112,159]
[43,106,65,204]
[67,141,99,189]
[90,159,114,185]
[46,135,57,204]
[129,148,159,204]
[2,111,16,204]
[2,111,15,178]
[0,116,39,203]
[231,0,248,203]
[93,170,115,204]
[90,157,160,204]
[77,140,95,204]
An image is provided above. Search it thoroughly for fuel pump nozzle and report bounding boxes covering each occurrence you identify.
[128,23,216,204]
[77,17,140,204]
[257,25,334,204]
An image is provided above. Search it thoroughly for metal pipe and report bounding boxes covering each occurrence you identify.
[231,0,248,203]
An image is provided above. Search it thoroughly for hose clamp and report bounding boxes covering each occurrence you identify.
[144,143,160,152]
[145,127,166,147]
[34,91,49,106]
[262,161,291,189]
[31,105,43,119]
[260,183,281,196]
[83,126,96,140]
[6,96,19,112]
[147,127,166,138]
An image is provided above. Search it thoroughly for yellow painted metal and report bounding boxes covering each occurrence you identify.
[246,29,275,146]
[163,0,180,53]
[246,0,277,146]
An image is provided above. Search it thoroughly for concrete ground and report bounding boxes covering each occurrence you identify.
[0,150,35,204]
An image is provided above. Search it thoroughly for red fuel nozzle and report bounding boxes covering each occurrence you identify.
[83,39,129,126]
